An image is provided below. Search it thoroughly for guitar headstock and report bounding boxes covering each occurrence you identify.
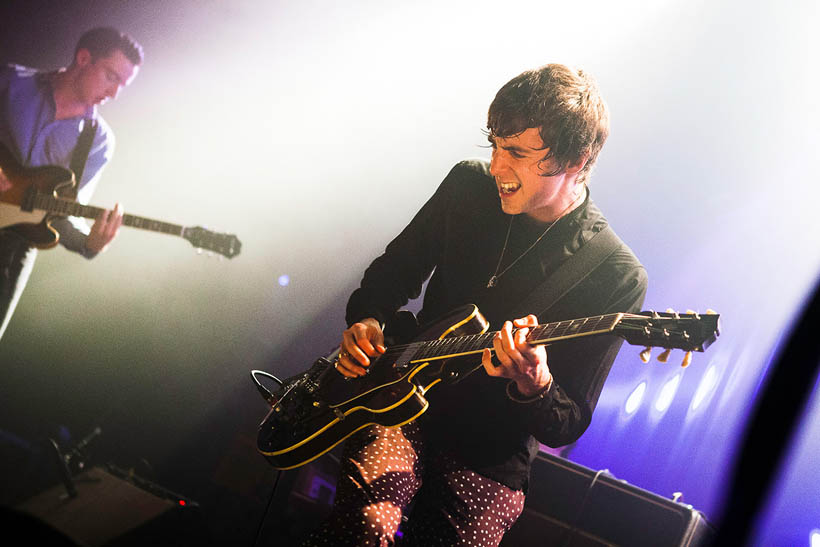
[182,226,242,258]
[614,309,720,367]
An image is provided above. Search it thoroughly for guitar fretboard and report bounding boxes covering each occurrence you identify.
[33,193,184,236]
[404,313,624,364]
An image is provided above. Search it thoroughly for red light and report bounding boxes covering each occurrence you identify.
[178,500,186,506]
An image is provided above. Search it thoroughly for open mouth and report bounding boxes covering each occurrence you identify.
[498,182,521,195]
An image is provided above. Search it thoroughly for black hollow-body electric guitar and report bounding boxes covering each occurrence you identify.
[0,143,241,258]
[255,304,721,470]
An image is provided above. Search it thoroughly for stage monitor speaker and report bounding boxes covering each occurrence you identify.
[500,451,715,547]
[11,466,202,546]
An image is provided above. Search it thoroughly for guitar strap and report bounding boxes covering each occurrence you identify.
[69,118,98,190]
[508,225,622,319]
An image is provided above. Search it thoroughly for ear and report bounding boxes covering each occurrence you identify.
[564,153,589,175]
[74,48,93,67]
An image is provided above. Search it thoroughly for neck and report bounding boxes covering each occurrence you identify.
[526,184,587,224]
[51,68,89,120]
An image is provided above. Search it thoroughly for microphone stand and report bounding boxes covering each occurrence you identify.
[47,426,103,500]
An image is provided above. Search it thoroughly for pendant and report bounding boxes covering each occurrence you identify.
[487,275,498,288]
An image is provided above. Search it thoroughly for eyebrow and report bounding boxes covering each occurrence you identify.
[503,144,531,153]
[490,135,546,154]
[499,142,543,155]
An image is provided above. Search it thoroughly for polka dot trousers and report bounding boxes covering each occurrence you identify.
[300,423,525,547]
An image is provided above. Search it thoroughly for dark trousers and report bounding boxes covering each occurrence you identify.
[0,230,36,340]
[301,423,525,547]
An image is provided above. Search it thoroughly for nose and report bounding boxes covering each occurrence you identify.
[489,147,509,177]
[107,83,122,100]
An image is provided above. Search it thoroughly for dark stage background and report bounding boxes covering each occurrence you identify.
[1,1,818,545]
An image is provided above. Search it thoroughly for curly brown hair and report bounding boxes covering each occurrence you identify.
[487,64,609,184]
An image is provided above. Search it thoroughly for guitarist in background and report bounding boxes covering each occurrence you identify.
[0,27,142,340]
[302,65,648,546]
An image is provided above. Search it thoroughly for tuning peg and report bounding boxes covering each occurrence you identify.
[685,309,695,314]
[657,348,672,363]
[639,347,652,363]
[681,351,693,368]
[706,309,717,314]
[666,308,675,313]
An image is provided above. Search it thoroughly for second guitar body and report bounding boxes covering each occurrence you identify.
[0,141,76,248]
[0,142,241,258]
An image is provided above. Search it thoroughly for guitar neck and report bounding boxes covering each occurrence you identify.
[407,313,624,363]
[34,193,184,236]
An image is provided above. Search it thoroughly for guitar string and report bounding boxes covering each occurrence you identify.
[374,314,703,360]
[365,312,648,362]
[369,322,697,369]
[37,193,186,233]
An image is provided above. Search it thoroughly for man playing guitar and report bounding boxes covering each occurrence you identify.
[301,64,648,546]
[0,27,142,340]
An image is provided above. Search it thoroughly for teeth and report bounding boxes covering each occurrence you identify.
[499,182,520,194]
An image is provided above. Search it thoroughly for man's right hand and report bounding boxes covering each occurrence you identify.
[336,317,386,378]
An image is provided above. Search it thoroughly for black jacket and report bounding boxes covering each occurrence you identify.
[346,159,648,490]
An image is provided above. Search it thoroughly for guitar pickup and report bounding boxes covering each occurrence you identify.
[21,186,37,212]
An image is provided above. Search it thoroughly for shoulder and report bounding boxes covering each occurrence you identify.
[1,64,38,78]
[574,198,648,305]
[440,157,494,195]
[1,64,38,89]
[589,211,647,286]
[431,158,498,217]
[592,223,648,311]
[604,238,648,290]
[449,157,492,178]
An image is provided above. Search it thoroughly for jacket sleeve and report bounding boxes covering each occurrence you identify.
[344,165,463,327]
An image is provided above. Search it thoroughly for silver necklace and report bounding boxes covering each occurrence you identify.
[486,191,584,289]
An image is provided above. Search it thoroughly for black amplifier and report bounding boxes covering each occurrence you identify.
[501,451,715,547]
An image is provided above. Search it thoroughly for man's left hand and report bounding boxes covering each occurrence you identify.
[86,202,124,254]
[482,314,552,397]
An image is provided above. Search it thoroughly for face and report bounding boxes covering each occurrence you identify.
[74,48,139,108]
[489,127,584,223]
